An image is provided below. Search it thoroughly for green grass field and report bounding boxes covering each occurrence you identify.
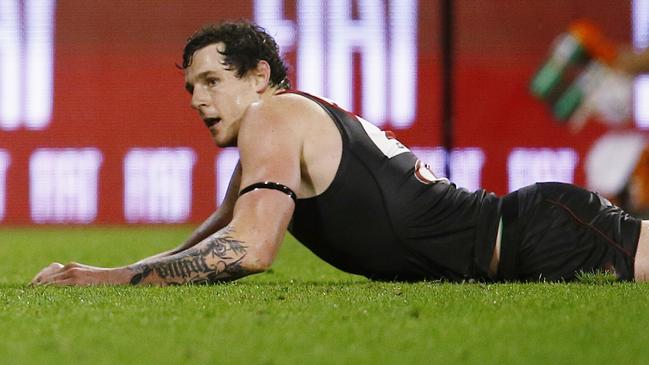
[1,226,649,364]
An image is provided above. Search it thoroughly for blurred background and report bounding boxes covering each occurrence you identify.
[0,0,645,224]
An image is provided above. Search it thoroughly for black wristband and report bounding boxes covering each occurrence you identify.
[239,181,297,202]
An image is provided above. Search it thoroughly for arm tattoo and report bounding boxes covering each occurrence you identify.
[129,229,248,285]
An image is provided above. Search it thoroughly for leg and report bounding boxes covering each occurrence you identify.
[634,221,649,281]
[507,183,639,281]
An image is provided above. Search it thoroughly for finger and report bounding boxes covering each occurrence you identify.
[39,277,75,287]
[41,268,77,285]
[46,272,96,287]
[35,264,72,286]
[31,262,64,285]
[42,267,99,286]
[47,277,77,286]
[31,272,61,286]
[44,262,64,275]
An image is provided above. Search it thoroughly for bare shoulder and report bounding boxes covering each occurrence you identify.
[237,92,336,155]
[238,91,341,197]
[235,94,309,192]
[239,93,324,139]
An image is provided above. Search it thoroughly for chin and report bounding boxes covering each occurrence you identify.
[214,138,236,148]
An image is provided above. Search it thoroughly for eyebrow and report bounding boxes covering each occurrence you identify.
[184,71,217,94]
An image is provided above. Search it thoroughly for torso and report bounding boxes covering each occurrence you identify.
[275,90,502,282]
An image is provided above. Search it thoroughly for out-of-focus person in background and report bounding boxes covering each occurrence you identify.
[530,19,634,131]
[585,47,649,218]
[530,19,649,218]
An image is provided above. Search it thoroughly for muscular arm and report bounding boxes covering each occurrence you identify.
[31,183,294,287]
[127,104,302,286]
[128,227,249,285]
[31,97,302,286]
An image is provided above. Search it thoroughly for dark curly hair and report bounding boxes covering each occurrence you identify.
[182,20,291,89]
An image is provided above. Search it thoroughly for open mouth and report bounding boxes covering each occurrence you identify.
[203,117,221,128]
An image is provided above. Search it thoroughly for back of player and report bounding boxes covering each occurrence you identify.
[286,91,501,282]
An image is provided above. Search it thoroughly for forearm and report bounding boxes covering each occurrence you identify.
[127,227,259,286]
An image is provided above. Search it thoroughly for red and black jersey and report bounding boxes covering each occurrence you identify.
[286,90,501,282]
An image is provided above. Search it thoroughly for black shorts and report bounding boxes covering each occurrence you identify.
[497,182,641,282]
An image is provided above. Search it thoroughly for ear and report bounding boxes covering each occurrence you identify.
[252,60,272,93]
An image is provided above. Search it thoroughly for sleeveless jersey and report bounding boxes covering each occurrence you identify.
[286,91,502,281]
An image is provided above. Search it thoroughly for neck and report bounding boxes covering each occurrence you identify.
[261,86,284,100]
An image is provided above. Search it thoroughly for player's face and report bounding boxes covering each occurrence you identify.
[184,43,260,147]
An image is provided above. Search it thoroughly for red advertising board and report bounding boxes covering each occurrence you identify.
[0,0,635,224]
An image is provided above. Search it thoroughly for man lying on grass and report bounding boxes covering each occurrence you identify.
[32,21,649,286]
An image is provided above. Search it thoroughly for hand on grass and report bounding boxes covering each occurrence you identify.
[31,262,131,286]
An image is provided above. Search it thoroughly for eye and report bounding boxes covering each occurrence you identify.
[184,82,194,95]
[206,77,220,87]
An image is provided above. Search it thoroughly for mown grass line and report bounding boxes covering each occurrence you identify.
[1,227,648,364]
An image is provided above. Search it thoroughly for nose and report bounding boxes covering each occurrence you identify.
[190,86,209,111]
